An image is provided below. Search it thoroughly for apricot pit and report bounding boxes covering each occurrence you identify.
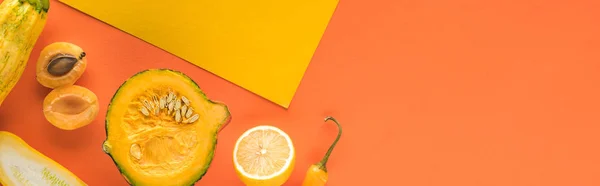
[36,42,88,89]
[43,85,99,130]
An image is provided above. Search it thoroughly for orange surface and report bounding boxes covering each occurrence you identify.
[1,0,599,185]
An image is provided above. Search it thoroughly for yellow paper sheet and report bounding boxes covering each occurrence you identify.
[59,0,339,108]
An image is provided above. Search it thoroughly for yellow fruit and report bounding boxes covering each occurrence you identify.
[233,125,295,186]
[36,42,88,89]
[43,85,99,130]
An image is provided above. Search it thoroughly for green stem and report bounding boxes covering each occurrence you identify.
[317,116,342,172]
[19,0,50,12]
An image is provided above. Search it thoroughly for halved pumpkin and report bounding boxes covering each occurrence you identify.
[102,69,231,185]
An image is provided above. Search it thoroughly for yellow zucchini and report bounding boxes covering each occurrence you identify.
[0,0,49,106]
[0,131,87,186]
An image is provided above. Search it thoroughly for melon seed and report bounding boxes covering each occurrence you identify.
[47,54,79,76]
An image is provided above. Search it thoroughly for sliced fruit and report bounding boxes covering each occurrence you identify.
[234,125,295,186]
[102,69,231,186]
[36,42,88,89]
[0,131,87,186]
[43,85,99,130]
[0,0,50,107]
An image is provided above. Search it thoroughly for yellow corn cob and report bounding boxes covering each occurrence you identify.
[0,0,49,106]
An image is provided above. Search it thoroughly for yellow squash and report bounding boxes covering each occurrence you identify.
[0,131,87,185]
[0,0,49,106]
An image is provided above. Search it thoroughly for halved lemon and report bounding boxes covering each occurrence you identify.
[233,125,296,186]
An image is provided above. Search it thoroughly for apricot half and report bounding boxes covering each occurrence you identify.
[43,85,99,130]
[36,42,88,89]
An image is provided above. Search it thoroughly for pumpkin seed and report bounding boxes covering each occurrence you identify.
[152,95,160,106]
[181,105,187,118]
[130,144,142,160]
[159,96,166,109]
[185,107,193,118]
[175,99,182,111]
[167,92,175,103]
[140,106,150,116]
[181,96,190,106]
[137,92,199,121]
[143,99,153,110]
[168,100,175,114]
[186,114,199,123]
[175,111,182,122]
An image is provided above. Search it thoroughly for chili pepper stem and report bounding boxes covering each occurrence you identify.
[316,116,342,173]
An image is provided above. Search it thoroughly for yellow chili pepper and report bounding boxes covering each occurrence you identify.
[302,116,343,186]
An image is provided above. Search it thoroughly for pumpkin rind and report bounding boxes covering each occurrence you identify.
[103,69,231,186]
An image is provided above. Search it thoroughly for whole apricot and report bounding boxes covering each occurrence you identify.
[36,42,88,89]
[43,85,99,130]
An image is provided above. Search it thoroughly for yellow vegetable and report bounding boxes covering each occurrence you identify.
[301,116,343,186]
[0,131,87,185]
[103,69,232,185]
[0,0,49,106]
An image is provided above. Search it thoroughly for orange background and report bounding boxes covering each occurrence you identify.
[1,0,599,185]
